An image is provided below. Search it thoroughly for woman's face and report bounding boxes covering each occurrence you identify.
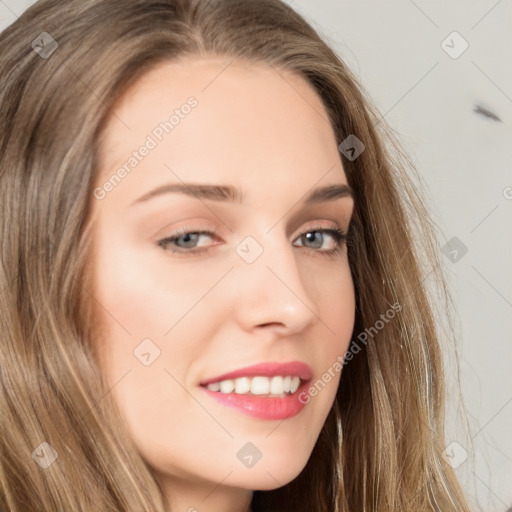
[89,57,355,508]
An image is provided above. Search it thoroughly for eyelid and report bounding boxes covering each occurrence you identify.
[157,219,343,242]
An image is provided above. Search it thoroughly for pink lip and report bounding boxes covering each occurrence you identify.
[199,361,313,386]
[199,361,312,420]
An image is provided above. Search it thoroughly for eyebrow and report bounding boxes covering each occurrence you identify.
[131,182,354,206]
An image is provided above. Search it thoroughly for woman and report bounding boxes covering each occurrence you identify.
[0,0,471,510]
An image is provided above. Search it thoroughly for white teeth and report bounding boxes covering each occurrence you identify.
[251,376,270,395]
[219,379,235,393]
[204,375,303,396]
[270,376,284,395]
[234,377,251,394]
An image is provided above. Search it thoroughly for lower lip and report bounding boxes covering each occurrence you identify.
[200,381,310,420]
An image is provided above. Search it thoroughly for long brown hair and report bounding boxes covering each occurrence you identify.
[0,0,470,510]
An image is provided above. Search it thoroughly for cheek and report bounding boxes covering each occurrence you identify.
[91,230,211,341]
[89,236,224,469]
[89,227,226,386]
[314,261,356,352]
[93,253,169,338]
[306,263,355,406]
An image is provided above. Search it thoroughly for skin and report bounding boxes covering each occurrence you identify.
[88,57,355,512]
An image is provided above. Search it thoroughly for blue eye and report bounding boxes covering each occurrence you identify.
[294,228,347,255]
[158,227,215,254]
[158,226,347,257]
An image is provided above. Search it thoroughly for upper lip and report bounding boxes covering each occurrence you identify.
[199,361,313,386]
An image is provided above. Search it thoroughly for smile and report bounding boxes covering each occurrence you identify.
[203,375,302,397]
[199,361,312,420]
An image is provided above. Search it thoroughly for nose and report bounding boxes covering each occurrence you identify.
[229,231,323,337]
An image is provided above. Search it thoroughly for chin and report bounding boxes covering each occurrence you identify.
[227,448,312,491]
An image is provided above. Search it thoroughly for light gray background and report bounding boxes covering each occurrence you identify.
[1,0,510,510]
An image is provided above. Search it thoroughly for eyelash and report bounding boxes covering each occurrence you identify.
[157,225,348,258]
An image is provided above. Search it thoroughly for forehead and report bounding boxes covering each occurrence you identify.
[95,57,347,209]
[105,56,329,128]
